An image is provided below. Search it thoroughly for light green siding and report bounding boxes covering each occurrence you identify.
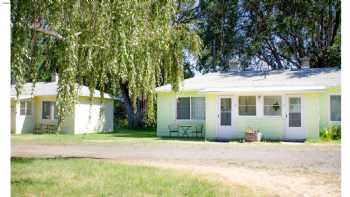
[205,94,217,139]
[319,87,341,130]
[156,92,206,137]
[304,93,320,139]
[157,92,176,136]
[234,117,284,140]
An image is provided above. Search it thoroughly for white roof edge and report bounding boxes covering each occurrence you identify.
[199,86,327,93]
[156,86,329,93]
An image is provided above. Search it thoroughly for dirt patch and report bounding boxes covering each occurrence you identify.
[112,159,339,197]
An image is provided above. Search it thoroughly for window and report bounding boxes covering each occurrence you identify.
[42,101,58,120]
[191,97,205,120]
[177,97,190,119]
[26,101,32,115]
[176,97,205,120]
[220,98,232,126]
[330,95,341,121]
[289,97,301,127]
[20,101,26,115]
[20,100,32,115]
[264,96,282,116]
[239,96,256,116]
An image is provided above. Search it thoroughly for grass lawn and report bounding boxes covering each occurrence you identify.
[11,157,258,197]
[11,128,206,145]
[305,138,341,144]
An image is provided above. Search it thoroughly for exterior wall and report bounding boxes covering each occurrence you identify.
[156,89,341,141]
[34,96,75,133]
[12,98,35,134]
[232,95,285,140]
[156,92,206,137]
[74,97,114,134]
[205,93,218,139]
[304,93,321,139]
[319,86,341,130]
[11,100,16,133]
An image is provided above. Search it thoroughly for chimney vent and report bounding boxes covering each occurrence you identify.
[300,57,310,69]
[51,72,59,82]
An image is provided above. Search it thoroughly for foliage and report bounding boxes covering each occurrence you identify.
[320,125,341,141]
[196,0,240,72]
[11,0,202,130]
[194,0,341,72]
[12,158,250,196]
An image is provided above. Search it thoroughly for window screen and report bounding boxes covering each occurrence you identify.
[176,97,190,119]
[220,98,232,126]
[264,96,281,116]
[330,95,341,121]
[289,97,301,127]
[239,96,256,116]
[42,101,52,120]
[191,97,205,120]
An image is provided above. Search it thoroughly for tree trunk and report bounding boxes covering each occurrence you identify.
[120,81,145,128]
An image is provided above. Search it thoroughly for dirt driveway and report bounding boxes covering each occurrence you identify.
[12,141,340,197]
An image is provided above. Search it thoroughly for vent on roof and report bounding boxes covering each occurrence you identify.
[51,72,59,82]
[300,57,310,69]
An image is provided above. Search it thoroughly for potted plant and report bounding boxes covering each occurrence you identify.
[244,127,262,142]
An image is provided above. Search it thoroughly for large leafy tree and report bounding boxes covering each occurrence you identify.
[11,0,201,129]
[196,0,240,72]
[194,0,340,71]
[238,0,341,69]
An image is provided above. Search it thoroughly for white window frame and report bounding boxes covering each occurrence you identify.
[41,101,58,121]
[263,95,283,117]
[19,100,32,116]
[238,95,257,117]
[175,96,206,121]
[328,94,341,123]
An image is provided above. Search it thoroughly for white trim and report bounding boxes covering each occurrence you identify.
[200,86,327,93]
[217,96,234,139]
[284,95,306,140]
[328,93,341,123]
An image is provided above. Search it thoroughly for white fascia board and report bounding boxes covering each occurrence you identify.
[199,86,327,93]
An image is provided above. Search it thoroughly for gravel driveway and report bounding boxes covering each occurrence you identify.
[12,141,340,197]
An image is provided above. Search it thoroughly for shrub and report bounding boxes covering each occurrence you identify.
[320,125,341,140]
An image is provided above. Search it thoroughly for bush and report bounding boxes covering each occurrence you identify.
[320,125,341,140]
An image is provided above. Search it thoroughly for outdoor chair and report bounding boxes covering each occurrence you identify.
[191,124,204,137]
[168,124,179,137]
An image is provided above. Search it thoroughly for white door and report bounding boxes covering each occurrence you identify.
[285,96,306,140]
[217,97,234,139]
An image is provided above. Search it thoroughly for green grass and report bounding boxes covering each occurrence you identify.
[11,157,259,197]
[11,128,207,145]
[305,138,341,144]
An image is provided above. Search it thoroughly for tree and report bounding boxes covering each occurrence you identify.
[237,0,341,69]
[196,0,240,72]
[11,0,202,129]
[194,0,340,71]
